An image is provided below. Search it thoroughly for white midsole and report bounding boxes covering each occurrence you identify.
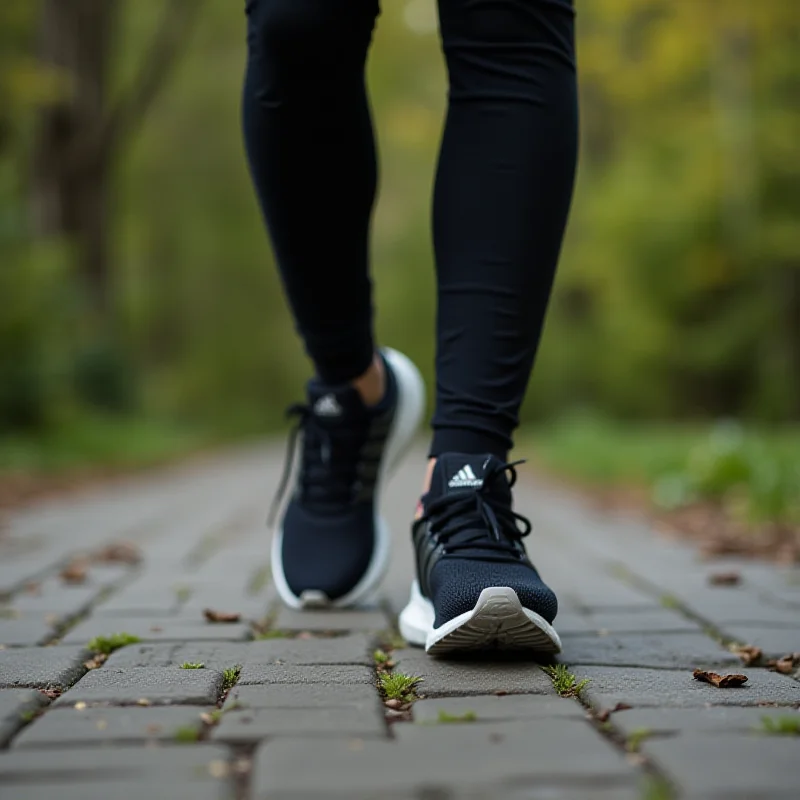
[399,580,562,653]
[272,347,425,610]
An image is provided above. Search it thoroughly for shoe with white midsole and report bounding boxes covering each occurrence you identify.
[399,453,561,655]
[271,348,425,609]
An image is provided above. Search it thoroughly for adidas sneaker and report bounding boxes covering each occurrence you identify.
[271,348,425,609]
[399,453,561,655]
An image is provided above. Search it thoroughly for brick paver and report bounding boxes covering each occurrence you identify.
[0,443,798,799]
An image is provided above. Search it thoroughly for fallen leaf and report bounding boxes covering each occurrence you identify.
[708,571,741,586]
[693,668,748,688]
[38,688,61,700]
[732,644,763,666]
[203,608,241,623]
[207,760,229,779]
[95,541,141,564]
[597,702,633,723]
[766,654,800,674]
[83,653,108,670]
[60,559,89,584]
[494,690,508,697]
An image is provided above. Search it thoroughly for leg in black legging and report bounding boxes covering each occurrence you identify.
[242,0,380,385]
[430,0,579,459]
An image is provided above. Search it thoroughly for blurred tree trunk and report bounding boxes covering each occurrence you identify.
[30,0,202,323]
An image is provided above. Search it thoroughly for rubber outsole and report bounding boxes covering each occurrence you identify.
[399,582,562,656]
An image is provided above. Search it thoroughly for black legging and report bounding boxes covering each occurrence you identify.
[242,0,578,459]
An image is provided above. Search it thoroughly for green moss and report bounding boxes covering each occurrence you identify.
[87,632,141,655]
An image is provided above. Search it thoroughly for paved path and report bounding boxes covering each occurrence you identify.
[0,443,798,799]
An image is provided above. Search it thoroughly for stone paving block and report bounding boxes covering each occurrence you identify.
[303,789,641,800]
[272,606,389,633]
[212,705,387,742]
[610,705,800,738]
[577,666,800,709]
[663,588,800,628]
[555,609,702,636]
[253,720,638,796]
[224,683,380,710]
[9,579,99,619]
[0,690,48,746]
[643,735,800,796]
[5,782,232,800]
[234,633,374,665]
[53,667,224,706]
[238,664,374,686]
[560,632,739,669]
[411,694,586,724]
[0,745,233,790]
[559,583,660,612]
[0,646,88,689]
[92,580,181,616]
[104,641,249,670]
[392,650,555,697]
[62,616,253,645]
[13,705,213,748]
[0,615,55,647]
[715,624,800,657]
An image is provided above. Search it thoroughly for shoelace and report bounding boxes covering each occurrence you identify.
[267,402,362,527]
[423,459,532,563]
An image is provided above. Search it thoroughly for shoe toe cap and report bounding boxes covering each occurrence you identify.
[429,559,558,628]
[280,502,376,601]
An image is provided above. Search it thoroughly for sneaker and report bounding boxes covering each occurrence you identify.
[271,348,425,609]
[399,453,561,655]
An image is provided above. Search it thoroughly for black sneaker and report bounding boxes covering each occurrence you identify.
[399,453,561,655]
[271,348,424,609]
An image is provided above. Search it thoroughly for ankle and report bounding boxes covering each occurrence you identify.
[415,458,437,520]
[351,353,385,406]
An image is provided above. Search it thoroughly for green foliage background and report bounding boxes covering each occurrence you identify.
[1,0,799,454]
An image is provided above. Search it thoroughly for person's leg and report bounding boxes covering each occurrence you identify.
[242,0,380,390]
[430,0,578,463]
[401,0,578,654]
[243,0,425,609]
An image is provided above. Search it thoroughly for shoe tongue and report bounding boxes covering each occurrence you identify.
[307,381,368,428]
[429,453,511,503]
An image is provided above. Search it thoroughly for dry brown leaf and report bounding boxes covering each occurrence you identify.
[60,559,89,584]
[95,541,141,564]
[766,654,799,674]
[38,688,61,700]
[692,668,748,688]
[83,652,108,671]
[203,608,241,623]
[596,702,633,723]
[708,571,741,586]
[732,644,763,666]
[494,690,508,697]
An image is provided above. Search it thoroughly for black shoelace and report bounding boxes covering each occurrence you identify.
[422,460,532,563]
[267,402,367,527]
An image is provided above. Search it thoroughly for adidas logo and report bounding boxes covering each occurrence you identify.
[448,464,483,488]
[313,394,343,417]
